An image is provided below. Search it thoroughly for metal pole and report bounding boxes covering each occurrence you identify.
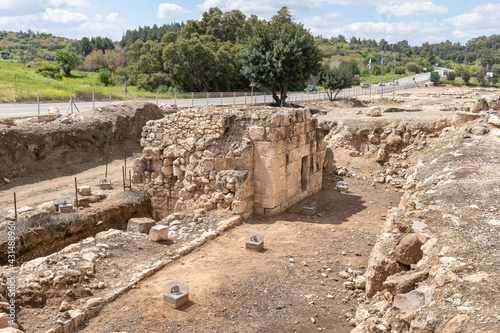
[70,91,73,114]
[233,92,235,105]
[175,92,177,105]
[393,66,396,99]
[134,92,136,100]
[244,92,247,105]
[156,92,158,105]
[92,91,95,109]
[109,92,112,103]
[251,86,254,105]
[122,166,125,191]
[381,63,384,98]
[105,157,108,178]
[129,169,132,190]
[14,193,17,221]
[75,177,79,211]
[220,92,223,105]
[191,92,194,107]
[124,151,127,184]
[207,92,209,105]
[37,92,40,115]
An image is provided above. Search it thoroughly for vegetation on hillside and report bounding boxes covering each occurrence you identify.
[1,8,500,103]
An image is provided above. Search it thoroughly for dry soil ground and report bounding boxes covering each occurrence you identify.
[77,178,401,333]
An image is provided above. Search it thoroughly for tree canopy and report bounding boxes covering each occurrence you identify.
[241,7,321,104]
[317,66,354,101]
[54,49,81,75]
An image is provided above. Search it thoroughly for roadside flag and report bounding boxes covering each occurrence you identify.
[381,57,384,65]
[368,57,372,70]
[393,57,396,69]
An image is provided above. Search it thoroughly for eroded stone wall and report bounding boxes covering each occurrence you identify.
[133,106,326,219]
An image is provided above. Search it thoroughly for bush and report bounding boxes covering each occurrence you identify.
[476,73,486,86]
[97,68,113,86]
[430,72,440,86]
[446,71,455,81]
[39,70,55,78]
[405,62,421,74]
[461,71,471,85]
[35,60,59,74]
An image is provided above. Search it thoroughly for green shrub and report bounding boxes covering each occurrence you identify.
[97,68,112,86]
[35,60,59,74]
[39,70,55,78]
[446,71,455,81]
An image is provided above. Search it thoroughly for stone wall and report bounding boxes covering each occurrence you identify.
[133,106,326,219]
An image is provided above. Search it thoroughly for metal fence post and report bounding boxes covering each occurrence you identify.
[109,92,112,103]
[37,92,40,115]
[220,92,223,105]
[233,92,235,105]
[175,92,177,105]
[206,92,209,105]
[156,92,158,105]
[92,91,95,109]
[244,92,247,105]
[191,92,194,107]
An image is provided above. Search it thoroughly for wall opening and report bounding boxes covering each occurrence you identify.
[301,156,308,192]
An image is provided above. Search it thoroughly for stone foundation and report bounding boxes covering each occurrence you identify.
[133,106,326,219]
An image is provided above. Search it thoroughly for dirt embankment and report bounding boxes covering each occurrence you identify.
[0,101,164,184]
[350,114,500,332]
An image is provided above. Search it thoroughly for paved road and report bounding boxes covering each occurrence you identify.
[0,73,430,119]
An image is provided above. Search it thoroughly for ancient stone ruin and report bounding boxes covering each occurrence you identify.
[132,106,326,219]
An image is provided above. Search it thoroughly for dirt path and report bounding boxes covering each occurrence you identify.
[0,151,140,217]
[78,178,401,333]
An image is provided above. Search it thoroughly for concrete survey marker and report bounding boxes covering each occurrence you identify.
[336,181,349,192]
[162,281,189,309]
[245,232,264,252]
[58,199,74,213]
[302,200,317,215]
[99,177,112,190]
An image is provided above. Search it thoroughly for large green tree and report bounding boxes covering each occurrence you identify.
[241,7,321,105]
[54,49,81,76]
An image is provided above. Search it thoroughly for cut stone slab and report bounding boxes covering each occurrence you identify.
[149,225,169,242]
[128,217,156,234]
[393,286,433,313]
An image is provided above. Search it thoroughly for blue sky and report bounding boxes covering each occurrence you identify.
[1,0,499,45]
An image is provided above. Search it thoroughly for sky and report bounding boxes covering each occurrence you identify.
[1,0,499,45]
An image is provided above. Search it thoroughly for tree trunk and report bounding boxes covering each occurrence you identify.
[325,89,333,101]
[271,87,280,104]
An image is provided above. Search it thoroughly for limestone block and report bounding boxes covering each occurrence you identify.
[394,233,424,265]
[488,115,500,127]
[133,158,147,172]
[231,200,246,214]
[452,112,482,127]
[143,147,161,160]
[367,106,382,117]
[161,165,173,176]
[149,225,169,241]
[128,217,156,234]
[442,315,470,333]
[248,126,266,141]
[37,201,57,214]
[382,270,429,295]
[68,309,85,327]
[77,186,92,196]
[393,286,433,313]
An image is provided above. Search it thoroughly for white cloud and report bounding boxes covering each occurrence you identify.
[157,3,189,19]
[0,0,44,16]
[196,0,320,18]
[48,0,90,8]
[301,13,343,29]
[41,8,88,24]
[304,17,446,44]
[446,3,500,40]
[422,35,446,43]
[376,1,448,17]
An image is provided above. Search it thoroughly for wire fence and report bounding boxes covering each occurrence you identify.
[0,78,430,118]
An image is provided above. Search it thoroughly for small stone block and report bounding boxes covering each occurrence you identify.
[128,217,156,234]
[99,178,112,190]
[149,225,169,242]
[58,199,74,213]
[77,185,92,196]
[246,232,264,252]
[302,200,317,216]
[336,181,349,192]
[163,281,189,309]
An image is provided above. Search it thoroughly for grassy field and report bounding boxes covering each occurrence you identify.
[0,61,166,102]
